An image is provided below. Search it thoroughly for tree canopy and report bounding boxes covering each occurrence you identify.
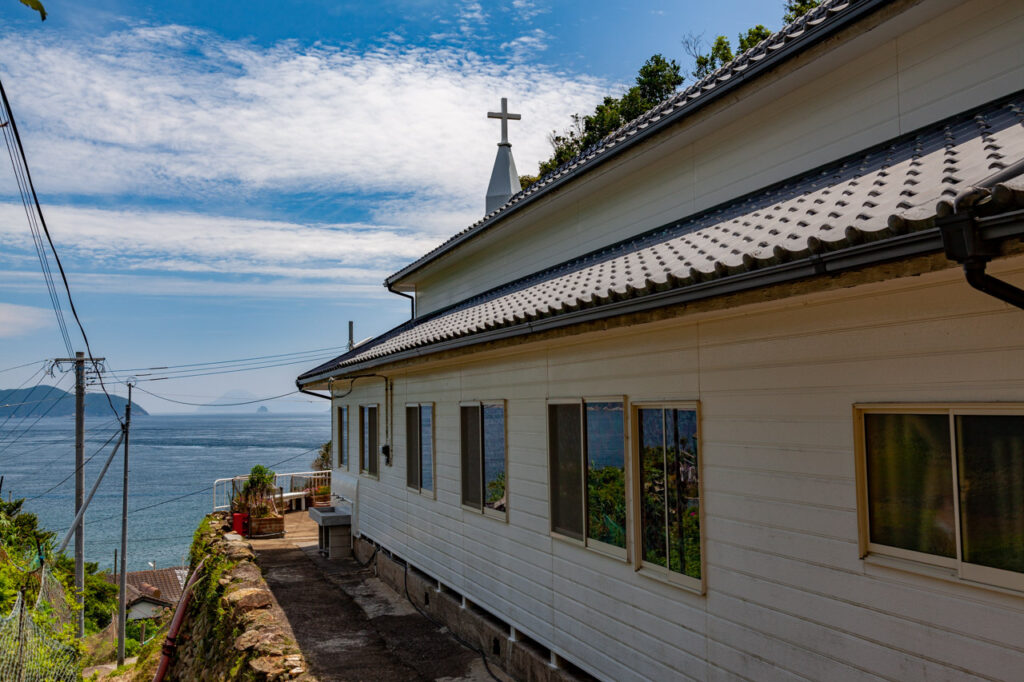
[17,0,46,21]
[522,1,820,188]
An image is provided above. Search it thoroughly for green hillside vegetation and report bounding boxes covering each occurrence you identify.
[0,385,148,419]
[521,0,821,189]
[0,496,118,635]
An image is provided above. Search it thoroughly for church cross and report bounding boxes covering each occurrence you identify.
[487,97,521,145]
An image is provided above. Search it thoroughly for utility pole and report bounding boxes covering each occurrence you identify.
[53,351,104,638]
[117,384,131,666]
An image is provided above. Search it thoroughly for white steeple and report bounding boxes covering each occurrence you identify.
[485,98,523,215]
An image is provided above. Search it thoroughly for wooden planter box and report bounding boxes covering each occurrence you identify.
[312,494,332,508]
[248,514,284,538]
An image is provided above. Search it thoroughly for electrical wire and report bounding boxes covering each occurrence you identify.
[0,98,73,355]
[110,353,345,383]
[114,345,352,373]
[18,418,120,469]
[25,429,122,500]
[0,363,48,434]
[0,359,49,374]
[0,77,124,426]
[131,385,299,407]
[0,418,118,464]
[66,445,323,529]
[0,372,67,444]
[0,374,72,458]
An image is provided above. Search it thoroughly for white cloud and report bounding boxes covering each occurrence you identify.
[502,29,550,61]
[0,302,53,337]
[0,269,389,300]
[0,23,613,303]
[0,203,438,296]
[0,26,608,209]
[512,0,547,21]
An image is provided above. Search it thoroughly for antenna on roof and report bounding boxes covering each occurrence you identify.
[485,97,523,215]
[348,321,354,351]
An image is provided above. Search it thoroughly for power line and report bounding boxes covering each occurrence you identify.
[14,418,120,469]
[131,385,298,407]
[0,363,48,435]
[107,351,343,383]
[25,429,122,501]
[71,445,321,529]
[0,374,66,445]
[0,77,123,426]
[114,345,352,373]
[0,359,48,374]
[0,374,72,458]
[129,354,341,382]
[0,96,73,355]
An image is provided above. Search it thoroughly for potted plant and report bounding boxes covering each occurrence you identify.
[311,483,332,507]
[243,464,285,538]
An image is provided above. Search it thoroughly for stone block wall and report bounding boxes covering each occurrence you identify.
[166,513,309,681]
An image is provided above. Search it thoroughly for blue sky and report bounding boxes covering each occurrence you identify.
[0,0,790,413]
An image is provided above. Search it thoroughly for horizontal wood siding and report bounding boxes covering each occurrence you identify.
[412,0,1024,315]
[333,256,1024,680]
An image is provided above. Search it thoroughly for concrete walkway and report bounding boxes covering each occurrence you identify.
[250,512,510,682]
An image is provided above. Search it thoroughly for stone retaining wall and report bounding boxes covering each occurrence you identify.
[166,513,308,681]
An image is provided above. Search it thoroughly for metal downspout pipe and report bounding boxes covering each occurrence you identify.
[961,259,1024,311]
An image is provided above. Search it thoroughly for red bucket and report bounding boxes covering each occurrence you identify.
[232,512,249,535]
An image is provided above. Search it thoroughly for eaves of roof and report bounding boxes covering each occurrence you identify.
[298,94,1024,386]
[384,0,891,288]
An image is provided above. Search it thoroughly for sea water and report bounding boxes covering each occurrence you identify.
[1,413,329,572]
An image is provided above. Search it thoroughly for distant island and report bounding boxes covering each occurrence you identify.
[257,405,269,413]
[0,385,148,419]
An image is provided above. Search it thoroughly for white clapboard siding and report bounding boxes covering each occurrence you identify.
[411,0,1024,316]
[331,255,1024,681]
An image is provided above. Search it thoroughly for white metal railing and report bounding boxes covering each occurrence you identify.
[212,470,331,511]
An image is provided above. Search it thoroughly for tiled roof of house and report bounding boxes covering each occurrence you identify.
[385,0,888,286]
[109,566,186,606]
[299,94,1024,383]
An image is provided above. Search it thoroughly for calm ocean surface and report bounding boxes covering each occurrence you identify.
[1,413,329,572]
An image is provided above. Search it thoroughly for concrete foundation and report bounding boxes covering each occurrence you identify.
[354,535,595,682]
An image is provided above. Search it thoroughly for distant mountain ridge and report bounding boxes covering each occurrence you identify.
[0,385,148,419]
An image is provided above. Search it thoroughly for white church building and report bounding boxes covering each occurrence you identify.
[298,0,1024,678]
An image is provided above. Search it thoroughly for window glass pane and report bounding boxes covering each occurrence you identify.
[638,408,667,567]
[956,415,1024,574]
[420,405,433,492]
[668,409,700,579]
[865,413,954,557]
[461,406,482,508]
[361,407,369,472]
[549,403,583,539]
[368,406,378,475]
[406,406,419,489]
[586,402,626,549]
[337,407,347,468]
[483,404,506,512]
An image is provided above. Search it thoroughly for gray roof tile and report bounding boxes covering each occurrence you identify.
[385,0,887,287]
[298,95,1024,383]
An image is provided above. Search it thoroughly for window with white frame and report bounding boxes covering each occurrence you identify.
[359,404,378,476]
[406,403,434,494]
[857,406,1024,590]
[460,401,506,516]
[548,399,627,554]
[336,405,348,469]
[635,403,702,587]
